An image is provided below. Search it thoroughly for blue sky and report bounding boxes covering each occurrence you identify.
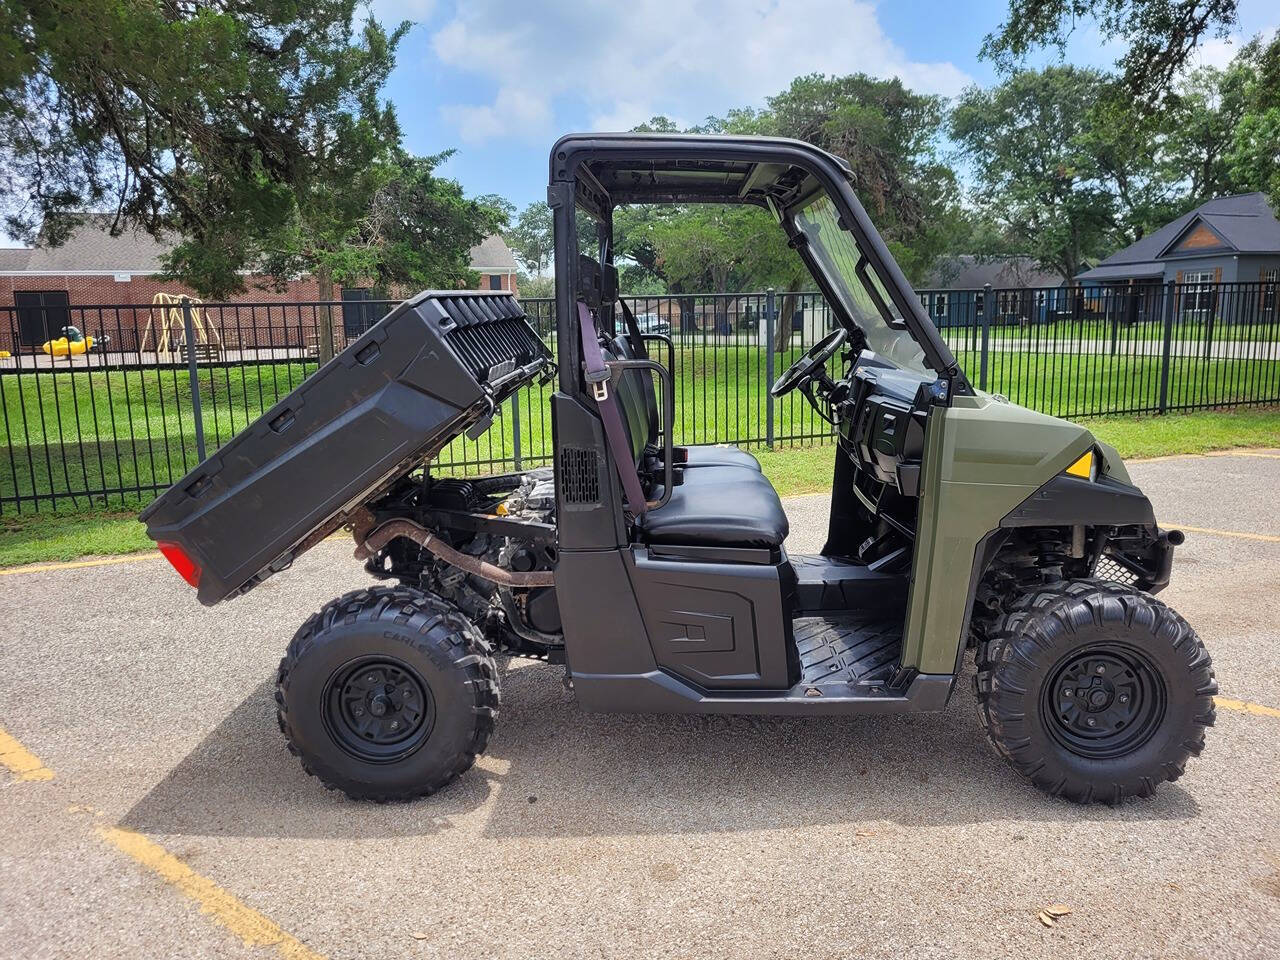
[371,0,1278,214]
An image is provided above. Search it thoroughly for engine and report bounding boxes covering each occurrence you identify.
[361,468,563,659]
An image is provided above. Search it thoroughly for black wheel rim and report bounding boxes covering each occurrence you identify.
[1040,643,1167,760]
[323,657,435,763]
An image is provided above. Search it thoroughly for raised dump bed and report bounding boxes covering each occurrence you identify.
[139,291,551,606]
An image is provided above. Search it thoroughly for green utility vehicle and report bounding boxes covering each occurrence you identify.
[143,134,1216,805]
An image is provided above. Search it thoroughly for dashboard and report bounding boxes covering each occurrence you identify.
[835,353,931,500]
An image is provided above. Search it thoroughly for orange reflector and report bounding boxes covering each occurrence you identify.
[157,542,201,588]
[1065,450,1095,480]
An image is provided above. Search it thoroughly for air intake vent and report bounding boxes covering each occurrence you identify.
[435,294,549,382]
[560,446,600,505]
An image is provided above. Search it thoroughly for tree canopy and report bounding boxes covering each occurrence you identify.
[508,202,554,278]
[0,0,500,307]
[982,0,1240,103]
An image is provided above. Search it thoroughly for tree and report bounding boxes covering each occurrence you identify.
[1075,82,1182,245]
[1160,63,1252,204]
[250,148,501,359]
[364,153,505,292]
[473,194,515,230]
[982,0,1240,103]
[1225,32,1280,210]
[951,67,1124,281]
[508,202,554,277]
[622,74,971,300]
[714,74,969,283]
[0,0,407,298]
[517,273,554,299]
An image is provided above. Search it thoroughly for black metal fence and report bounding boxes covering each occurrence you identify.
[2,279,1278,514]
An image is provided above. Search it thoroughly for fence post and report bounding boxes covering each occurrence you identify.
[1112,287,1126,356]
[1203,292,1216,363]
[510,391,523,471]
[1158,279,1176,414]
[765,288,776,450]
[182,297,207,462]
[979,283,992,392]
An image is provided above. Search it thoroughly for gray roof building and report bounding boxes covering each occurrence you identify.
[923,255,1065,290]
[0,214,171,274]
[467,234,518,273]
[1077,192,1280,285]
[2,214,517,281]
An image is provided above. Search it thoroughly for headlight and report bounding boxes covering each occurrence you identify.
[1064,448,1098,481]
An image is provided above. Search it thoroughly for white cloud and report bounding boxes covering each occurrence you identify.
[442,86,554,142]
[430,0,972,144]
[1190,36,1241,71]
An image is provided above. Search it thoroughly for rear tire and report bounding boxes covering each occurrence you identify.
[276,586,499,801]
[975,579,1215,804]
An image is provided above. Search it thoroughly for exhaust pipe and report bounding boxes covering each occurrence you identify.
[355,519,555,588]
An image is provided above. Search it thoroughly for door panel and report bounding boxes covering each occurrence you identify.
[15,291,70,348]
[630,548,793,689]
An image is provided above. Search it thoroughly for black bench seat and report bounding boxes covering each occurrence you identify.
[638,465,788,549]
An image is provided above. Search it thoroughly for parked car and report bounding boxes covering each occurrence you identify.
[633,312,670,335]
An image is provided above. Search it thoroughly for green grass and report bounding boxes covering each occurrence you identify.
[0,508,154,566]
[1083,406,1280,459]
[5,344,1280,506]
[441,343,1280,475]
[753,406,1280,498]
[2,405,1275,567]
[0,360,320,512]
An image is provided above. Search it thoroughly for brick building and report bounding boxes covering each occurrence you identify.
[0,215,519,354]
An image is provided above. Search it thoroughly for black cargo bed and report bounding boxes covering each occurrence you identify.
[140,291,550,606]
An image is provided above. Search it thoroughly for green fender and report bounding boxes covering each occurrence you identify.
[901,392,1118,675]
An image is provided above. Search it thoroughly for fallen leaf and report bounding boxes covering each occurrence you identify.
[1037,911,1056,928]
[1043,904,1072,918]
[410,932,431,941]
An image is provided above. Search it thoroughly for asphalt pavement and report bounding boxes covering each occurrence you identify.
[1,451,1278,960]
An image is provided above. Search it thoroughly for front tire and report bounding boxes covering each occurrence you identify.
[975,579,1216,803]
[276,586,499,801]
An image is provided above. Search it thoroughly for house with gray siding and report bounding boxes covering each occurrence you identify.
[919,255,1071,328]
[1078,192,1280,287]
[1076,192,1280,323]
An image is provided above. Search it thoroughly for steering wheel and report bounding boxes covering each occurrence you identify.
[770,328,847,397]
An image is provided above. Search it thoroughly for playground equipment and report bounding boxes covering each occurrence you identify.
[41,325,107,357]
[141,293,221,354]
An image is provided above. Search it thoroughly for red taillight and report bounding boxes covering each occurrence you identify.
[158,542,201,588]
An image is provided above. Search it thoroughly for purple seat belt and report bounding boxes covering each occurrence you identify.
[577,300,648,515]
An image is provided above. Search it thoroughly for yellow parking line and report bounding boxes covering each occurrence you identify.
[0,552,160,576]
[1215,696,1280,720]
[0,725,54,782]
[99,826,325,960]
[1166,523,1280,544]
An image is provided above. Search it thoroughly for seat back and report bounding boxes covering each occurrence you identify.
[610,334,661,452]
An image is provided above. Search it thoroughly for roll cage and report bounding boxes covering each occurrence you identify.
[546,133,972,401]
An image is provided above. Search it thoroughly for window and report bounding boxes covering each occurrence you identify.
[1263,269,1277,315]
[792,193,930,374]
[488,274,504,291]
[1183,270,1216,318]
[934,293,948,318]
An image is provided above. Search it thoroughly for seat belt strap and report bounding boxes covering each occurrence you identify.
[617,296,648,359]
[578,300,648,515]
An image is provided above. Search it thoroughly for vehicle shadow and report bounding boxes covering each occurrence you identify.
[121,658,1200,841]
